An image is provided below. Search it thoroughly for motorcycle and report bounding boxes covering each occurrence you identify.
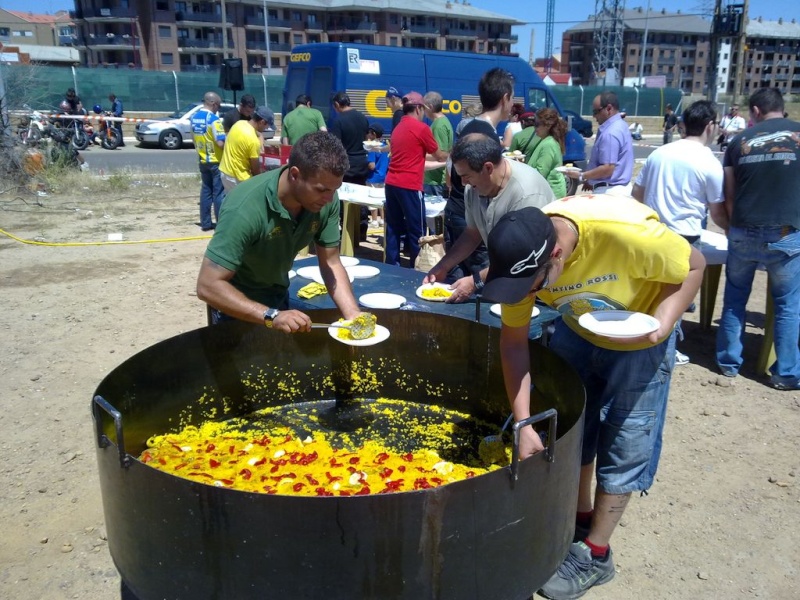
[44,123,82,169]
[17,104,47,146]
[92,106,121,150]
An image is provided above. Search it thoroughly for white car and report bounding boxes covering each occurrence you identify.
[135,102,239,150]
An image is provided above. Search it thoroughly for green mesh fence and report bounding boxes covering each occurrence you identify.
[551,85,685,118]
[2,65,284,114]
[3,64,684,119]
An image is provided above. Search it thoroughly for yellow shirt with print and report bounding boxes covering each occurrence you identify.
[501,195,691,351]
[220,120,262,182]
[192,109,225,164]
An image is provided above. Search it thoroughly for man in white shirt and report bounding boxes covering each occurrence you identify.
[717,104,746,148]
[633,99,728,365]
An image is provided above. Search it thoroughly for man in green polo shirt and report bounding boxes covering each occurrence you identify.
[197,131,365,332]
[422,91,453,198]
[281,94,328,145]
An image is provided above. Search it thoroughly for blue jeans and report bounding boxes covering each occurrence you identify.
[384,184,424,267]
[549,322,676,495]
[716,226,800,385]
[199,162,224,229]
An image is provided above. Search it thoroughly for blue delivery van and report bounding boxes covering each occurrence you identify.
[282,43,586,166]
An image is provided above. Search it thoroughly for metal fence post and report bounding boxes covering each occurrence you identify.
[172,71,180,112]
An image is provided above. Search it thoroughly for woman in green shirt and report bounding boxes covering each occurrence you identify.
[527,107,567,199]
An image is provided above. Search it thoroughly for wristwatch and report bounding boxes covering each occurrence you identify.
[473,271,485,293]
[263,307,280,327]
[578,173,584,184]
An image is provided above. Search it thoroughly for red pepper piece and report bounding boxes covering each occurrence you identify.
[239,469,252,481]
[401,453,413,462]
[379,467,393,479]
[209,459,221,469]
[398,465,406,472]
[220,479,234,486]
[325,471,343,482]
[315,487,333,497]
[374,452,390,464]
[205,443,216,453]
[355,486,371,495]
[228,445,235,455]
[252,457,267,467]
[349,456,360,465]
[305,474,320,486]
[293,482,304,492]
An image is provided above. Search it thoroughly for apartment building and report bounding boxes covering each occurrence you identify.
[0,9,79,65]
[68,0,521,73]
[563,8,712,93]
[563,7,800,97]
[733,16,800,97]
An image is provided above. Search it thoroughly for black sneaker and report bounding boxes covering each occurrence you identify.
[539,541,615,599]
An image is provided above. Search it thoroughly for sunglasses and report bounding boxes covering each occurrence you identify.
[592,106,605,115]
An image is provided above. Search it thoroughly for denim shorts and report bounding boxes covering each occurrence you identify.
[549,321,676,495]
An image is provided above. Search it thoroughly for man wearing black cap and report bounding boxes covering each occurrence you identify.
[481,198,704,599]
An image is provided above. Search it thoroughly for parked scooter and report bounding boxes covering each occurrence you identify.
[91,104,121,150]
[52,100,90,152]
[17,104,47,145]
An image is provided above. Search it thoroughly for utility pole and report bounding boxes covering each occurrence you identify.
[731,0,749,103]
[708,0,722,102]
[637,0,651,86]
[220,0,231,59]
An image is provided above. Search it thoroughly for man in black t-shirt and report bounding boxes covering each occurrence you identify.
[662,103,678,145]
[222,94,255,133]
[716,87,800,390]
[331,91,371,241]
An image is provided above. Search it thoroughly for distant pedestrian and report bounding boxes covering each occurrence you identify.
[108,93,124,146]
[220,106,274,192]
[663,103,678,145]
[281,95,327,145]
[422,91,454,198]
[384,91,449,267]
[222,93,256,133]
[190,91,226,231]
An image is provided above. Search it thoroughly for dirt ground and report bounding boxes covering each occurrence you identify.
[0,173,798,600]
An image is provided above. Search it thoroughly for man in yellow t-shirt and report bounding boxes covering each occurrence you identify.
[480,197,705,600]
[219,106,274,192]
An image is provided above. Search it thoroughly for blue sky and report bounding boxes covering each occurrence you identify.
[1,0,795,60]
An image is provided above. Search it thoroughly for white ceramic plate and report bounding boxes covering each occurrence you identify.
[578,310,659,339]
[359,293,406,309]
[555,166,582,174]
[347,265,380,279]
[339,256,360,267]
[363,141,383,151]
[296,266,354,285]
[328,324,390,346]
[415,283,454,302]
[489,304,540,318]
[288,269,296,280]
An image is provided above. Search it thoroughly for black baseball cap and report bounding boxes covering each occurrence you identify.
[368,122,384,138]
[482,208,557,304]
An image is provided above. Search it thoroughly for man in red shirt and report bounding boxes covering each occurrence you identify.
[384,91,449,267]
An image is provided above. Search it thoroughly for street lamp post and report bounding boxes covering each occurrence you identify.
[263,0,272,77]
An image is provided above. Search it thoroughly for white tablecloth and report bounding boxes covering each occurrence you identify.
[338,183,446,218]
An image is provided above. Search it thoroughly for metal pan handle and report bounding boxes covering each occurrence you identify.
[509,408,558,482]
[92,395,130,468]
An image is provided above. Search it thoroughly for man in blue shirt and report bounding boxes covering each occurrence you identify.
[565,91,633,195]
[108,93,124,147]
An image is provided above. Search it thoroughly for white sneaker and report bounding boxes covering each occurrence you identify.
[377,217,384,226]
[369,219,379,228]
[675,350,690,365]
[80,162,90,172]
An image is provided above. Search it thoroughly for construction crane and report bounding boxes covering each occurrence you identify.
[593,0,625,84]
[544,0,555,72]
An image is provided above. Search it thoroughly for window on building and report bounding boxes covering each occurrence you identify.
[175,2,186,12]
[293,33,303,44]
[698,51,704,58]
[696,66,703,73]
[159,25,171,38]
[478,41,484,51]
[155,1,169,10]
[0,27,9,37]
[177,28,188,38]
[390,14,398,25]
[291,11,301,21]
[161,52,174,65]
[389,36,398,46]
[308,14,317,25]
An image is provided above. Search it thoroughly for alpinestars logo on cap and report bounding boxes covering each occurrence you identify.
[509,239,548,275]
